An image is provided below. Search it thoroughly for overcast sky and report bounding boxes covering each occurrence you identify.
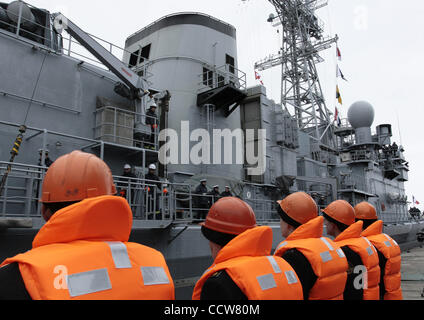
[26,0,424,208]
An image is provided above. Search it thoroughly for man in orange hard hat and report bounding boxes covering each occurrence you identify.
[0,151,174,300]
[193,197,303,300]
[322,200,380,300]
[354,202,403,300]
[274,192,348,300]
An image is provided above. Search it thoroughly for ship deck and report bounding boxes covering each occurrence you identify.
[401,245,424,300]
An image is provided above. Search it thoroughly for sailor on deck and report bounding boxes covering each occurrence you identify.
[323,200,381,300]
[355,202,403,300]
[274,192,348,300]
[0,151,174,300]
[193,197,303,300]
[220,186,233,198]
[194,179,209,220]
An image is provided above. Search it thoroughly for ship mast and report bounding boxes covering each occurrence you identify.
[255,0,338,151]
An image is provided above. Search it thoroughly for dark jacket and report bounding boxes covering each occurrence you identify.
[220,191,233,198]
[38,157,53,168]
[118,171,137,189]
[340,245,364,300]
[146,109,158,127]
[281,249,317,300]
[208,190,221,205]
[194,184,209,207]
[145,173,161,192]
[0,263,31,300]
[200,270,247,300]
[283,246,363,300]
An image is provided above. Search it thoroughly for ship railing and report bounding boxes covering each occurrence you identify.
[197,64,247,94]
[349,149,376,162]
[339,172,369,194]
[380,211,415,225]
[0,1,61,50]
[0,159,279,223]
[113,176,280,223]
[0,161,46,218]
[244,198,280,222]
[336,118,352,129]
[0,1,151,77]
[94,106,160,151]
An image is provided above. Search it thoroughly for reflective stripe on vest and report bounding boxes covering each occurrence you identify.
[321,237,334,251]
[67,269,112,298]
[364,234,402,300]
[257,274,277,291]
[320,251,333,263]
[383,234,400,248]
[336,248,346,258]
[335,235,381,300]
[1,241,175,300]
[285,270,299,285]
[106,242,132,269]
[275,237,348,300]
[267,256,282,274]
[193,255,303,300]
[275,242,288,253]
[141,267,171,286]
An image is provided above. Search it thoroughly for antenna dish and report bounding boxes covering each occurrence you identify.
[348,101,375,129]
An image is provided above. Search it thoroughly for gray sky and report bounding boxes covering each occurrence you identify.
[28,0,424,208]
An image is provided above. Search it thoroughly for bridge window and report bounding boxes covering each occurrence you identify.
[226,54,235,74]
[203,67,213,87]
[129,44,152,67]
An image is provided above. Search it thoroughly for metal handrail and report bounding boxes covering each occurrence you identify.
[94,106,160,150]
[198,64,247,93]
[0,161,282,223]
[0,1,151,73]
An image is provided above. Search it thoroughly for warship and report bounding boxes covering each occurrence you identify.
[0,0,422,299]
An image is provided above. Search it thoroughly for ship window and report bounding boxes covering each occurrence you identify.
[129,50,140,67]
[218,75,225,87]
[141,44,151,61]
[203,67,213,87]
[128,44,151,67]
[226,54,235,74]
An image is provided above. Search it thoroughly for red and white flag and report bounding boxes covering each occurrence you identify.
[334,107,341,126]
[337,46,342,61]
[255,71,264,85]
[413,196,420,205]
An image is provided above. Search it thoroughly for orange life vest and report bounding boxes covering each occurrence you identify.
[193,226,303,300]
[362,220,403,300]
[334,221,380,300]
[274,216,348,300]
[0,196,175,300]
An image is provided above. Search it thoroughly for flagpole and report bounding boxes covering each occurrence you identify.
[396,108,403,146]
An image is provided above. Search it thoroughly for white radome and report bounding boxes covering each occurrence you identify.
[348,101,375,129]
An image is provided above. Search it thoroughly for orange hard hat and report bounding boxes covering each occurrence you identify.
[163,188,168,194]
[202,197,257,235]
[41,151,116,203]
[277,192,318,225]
[322,200,355,226]
[354,202,378,220]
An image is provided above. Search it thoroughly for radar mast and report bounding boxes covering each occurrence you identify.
[255,0,338,152]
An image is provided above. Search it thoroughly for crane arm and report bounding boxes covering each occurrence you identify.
[52,13,148,97]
